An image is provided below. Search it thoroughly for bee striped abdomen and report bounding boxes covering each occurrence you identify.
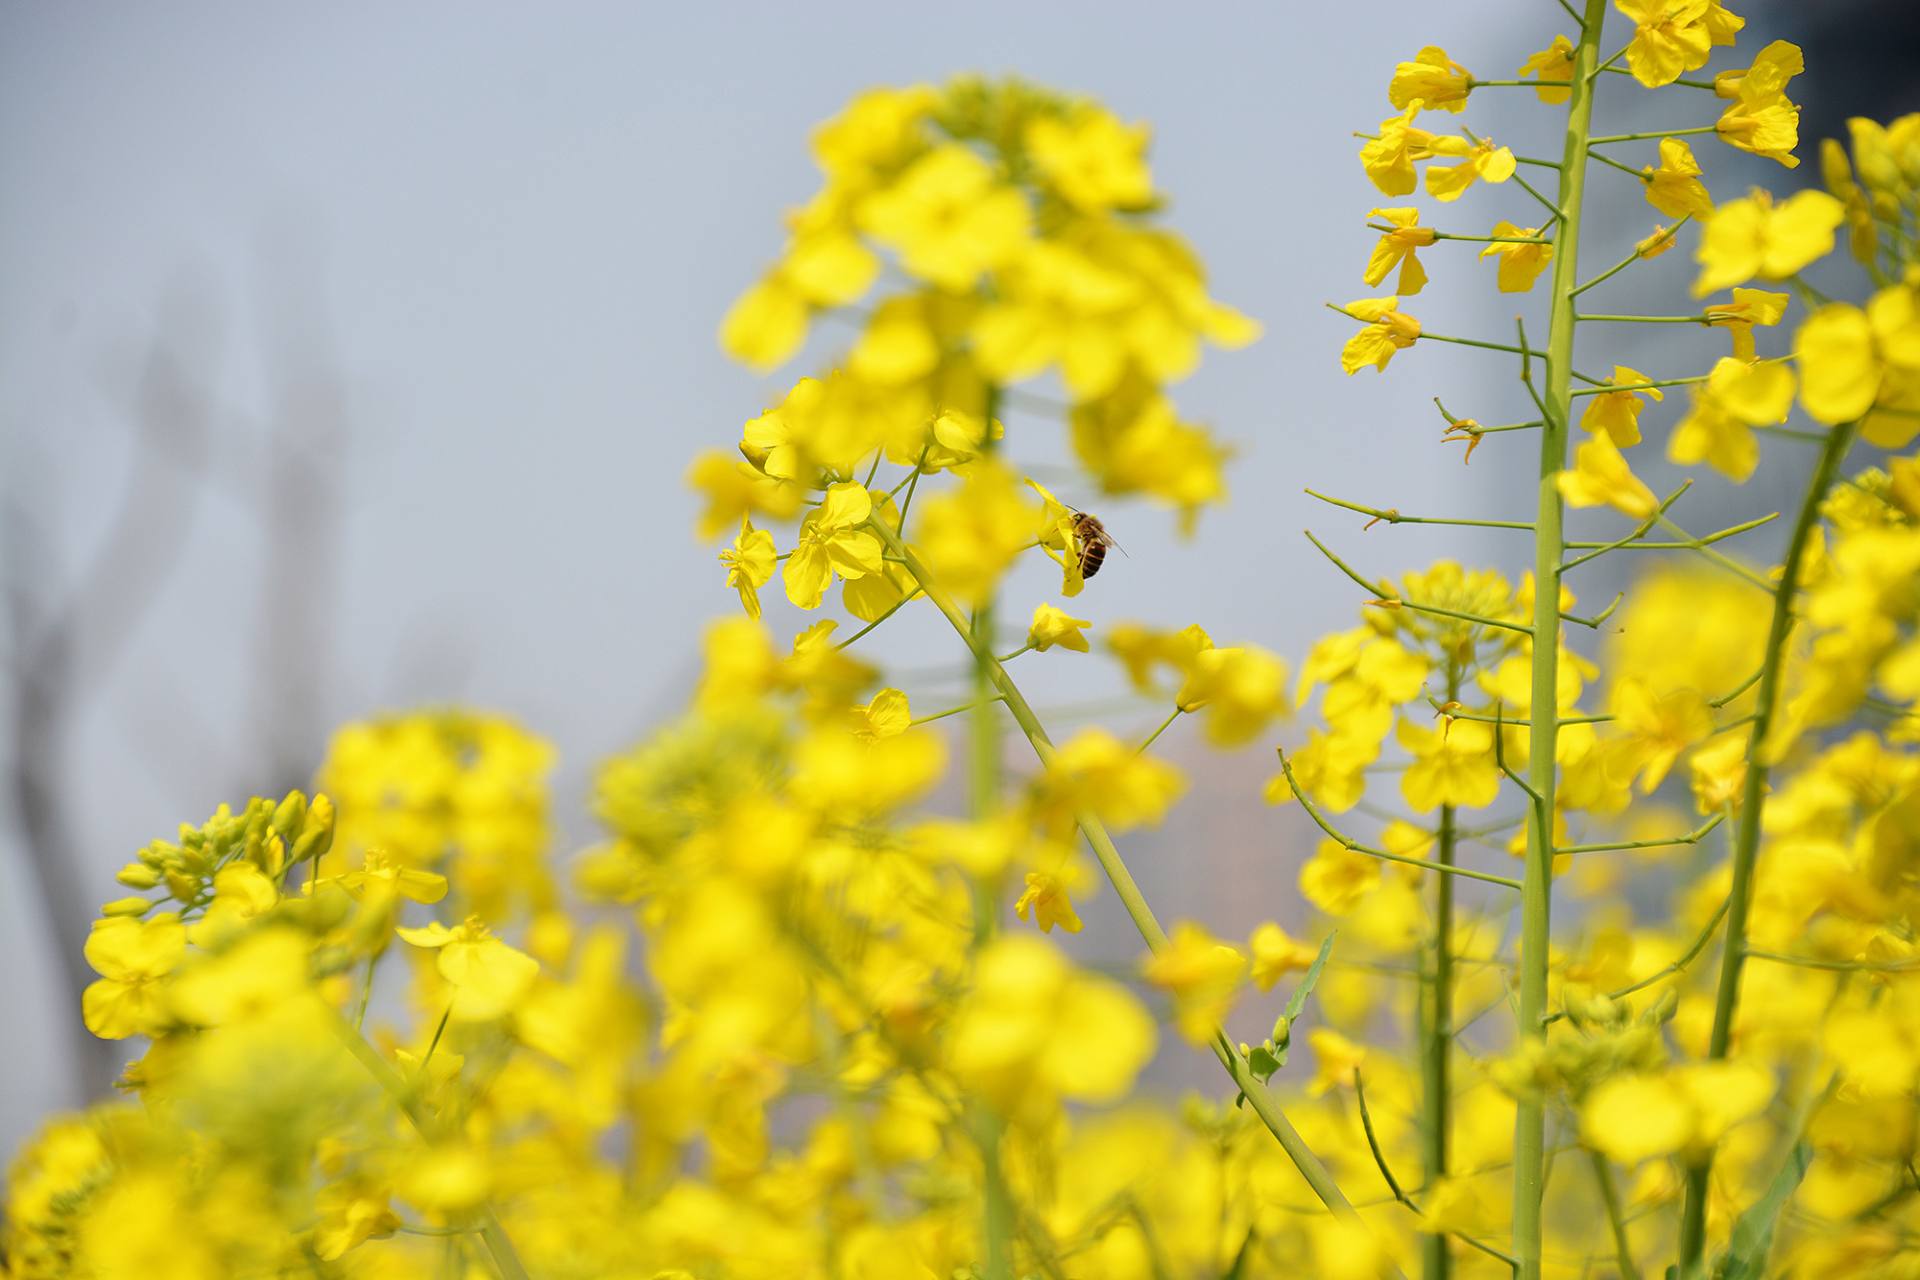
[1078,539,1106,578]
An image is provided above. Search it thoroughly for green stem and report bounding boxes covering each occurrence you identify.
[1589,125,1717,143]
[1514,6,1604,1276]
[1573,313,1711,324]
[1590,1150,1642,1280]
[867,517,1388,1251]
[912,695,1004,727]
[1421,661,1461,1280]
[971,387,1012,1280]
[1677,421,1859,1271]
[1305,487,1535,531]
[1569,216,1689,297]
[1136,706,1183,755]
[835,586,925,650]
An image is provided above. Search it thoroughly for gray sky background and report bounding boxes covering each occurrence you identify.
[0,0,1820,1152]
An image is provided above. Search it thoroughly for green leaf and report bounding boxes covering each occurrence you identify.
[1712,1140,1812,1280]
[1283,930,1338,1023]
[1246,1043,1281,1083]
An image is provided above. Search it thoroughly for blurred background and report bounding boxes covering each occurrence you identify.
[2,0,1911,1156]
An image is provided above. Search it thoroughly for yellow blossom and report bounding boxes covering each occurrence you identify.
[1714,40,1804,168]
[1794,286,1920,432]
[1306,1028,1367,1095]
[1642,137,1713,219]
[858,144,1030,290]
[1704,286,1789,359]
[1249,922,1319,990]
[1339,296,1420,374]
[783,483,885,610]
[1025,105,1153,212]
[1299,839,1381,916]
[719,275,809,372]
[1616,0,1716,88]
[1140,921,1247,1044]
[1424,134,1516,202]
[1361,207,1435,296]
[1518,35,1575,103]
[1397,718,1499,811]
[1359,103,1440,197]
[1388,47,1472,114]
[1582,1061,1773,1164]
[849,688,911,743]
[81,915,187,1040]
[1014,871,1083,935]
[1581,365,1663,447]
[1042,729,1186,831]
[1557,435,1658,518]
[687,449,803,542]
[396,916,540,1021]
[1174,644,1290,745]
[1693,188,1845,296]
[336,849,448,905]
[1027,603,1093,653]
[1668,355,1796,482]
[1611,678,1714,791]
[948,935,1154,1109]
[720,516,777,620]
[1479,221,1553,293]
[915,461,1042,606]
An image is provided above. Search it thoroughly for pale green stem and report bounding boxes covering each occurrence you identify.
[867,518,1390,1257]
[1589,1150,1642,1280]
[835,587,924,650]
[354,952,378,1030]
[1421,660,1461,1280]
[1569,216,1690,297]
[972,380,1014,1280]
[1136,706,1184,754]
[1677,420,1859,1270]
[1589,125,1717,143]
[912,695,1005,727]
[1514,5,1605,1275]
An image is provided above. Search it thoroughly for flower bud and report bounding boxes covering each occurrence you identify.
[293,795,336,865]
[101,896,152,917]
[272,791,309,843]
[1272,1013,1291,1049]
[115,862,162,890]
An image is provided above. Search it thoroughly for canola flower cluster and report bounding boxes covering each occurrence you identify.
[11,9,1920,1280]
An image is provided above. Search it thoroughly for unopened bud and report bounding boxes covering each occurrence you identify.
[115,862,161,890]
[101,896,152,918]
[1272,1013,1291,1049]
[272,791,309,843]
[293,795,336,865]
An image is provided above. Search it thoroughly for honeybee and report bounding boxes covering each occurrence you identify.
[1069,510,1125,580]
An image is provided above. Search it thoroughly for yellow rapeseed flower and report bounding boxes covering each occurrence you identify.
[1479,221,1553,293]
[720,516,777,620]
[1339,296,1421,375]
[1582,365,1664,447]
[1693,188,1844,296]
[1140,921,1247,1044]
[1361,207,1436,296]
[1557,435,1659,518]
[1027,603,1093,653]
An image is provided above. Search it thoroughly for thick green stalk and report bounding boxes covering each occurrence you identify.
[1515,4,1606,1275]
[867,518,1389,1244]
[1420,662,1460,1280]
[1675,421,1856,1271]
[971,382,1014,1280]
